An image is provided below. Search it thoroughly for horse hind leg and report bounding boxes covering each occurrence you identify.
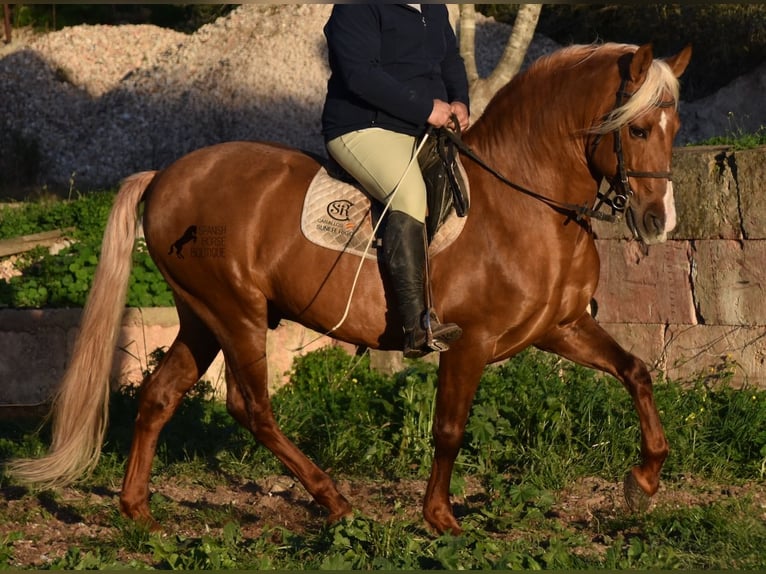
[119,301,221,527]
[222,340,353,523]
[536,313,668,512]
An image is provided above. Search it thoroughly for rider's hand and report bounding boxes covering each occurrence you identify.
[427,99,453,128]
[450,102,470,131]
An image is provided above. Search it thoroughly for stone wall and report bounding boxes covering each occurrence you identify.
[592,145,766,387]
[1,145,764,410]
[0,307,354,408]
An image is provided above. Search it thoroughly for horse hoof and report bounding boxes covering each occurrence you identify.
[131,513,162,532]
[327,505,354,524]
[623,471,652,513]
[120,501,161,531]
[424,511,462,535]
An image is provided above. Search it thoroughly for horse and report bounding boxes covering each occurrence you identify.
[8,42,692,535]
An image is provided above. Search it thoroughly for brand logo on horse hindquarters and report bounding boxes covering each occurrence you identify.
[168,225,197,258]
[168,225,226,259]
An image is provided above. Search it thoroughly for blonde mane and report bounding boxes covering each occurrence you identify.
[528,43,681,135]
[589,44,681,134]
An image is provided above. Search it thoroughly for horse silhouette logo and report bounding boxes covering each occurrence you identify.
[168,225,197,259]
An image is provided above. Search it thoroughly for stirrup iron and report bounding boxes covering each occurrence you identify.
[423,309,449,352]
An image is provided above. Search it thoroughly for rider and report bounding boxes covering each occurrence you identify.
[321,4,470,358]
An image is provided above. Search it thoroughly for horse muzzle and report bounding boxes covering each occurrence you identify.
[626,203,672,245]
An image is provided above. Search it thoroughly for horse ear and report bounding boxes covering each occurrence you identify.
[664,44,692,78]
[629,43,654,84]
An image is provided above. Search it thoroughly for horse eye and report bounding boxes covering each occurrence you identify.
[629,126,648,139]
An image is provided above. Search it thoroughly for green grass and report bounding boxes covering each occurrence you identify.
[1,347,765,569]
[693,123,766,150]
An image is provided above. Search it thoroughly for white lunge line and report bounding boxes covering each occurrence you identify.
[291,132,432,352]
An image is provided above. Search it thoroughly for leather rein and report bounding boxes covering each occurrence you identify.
[442,77,676,226]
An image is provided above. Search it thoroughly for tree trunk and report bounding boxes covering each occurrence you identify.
[3,4,11,44]
[458,5,479,86]
[459,4,543,120]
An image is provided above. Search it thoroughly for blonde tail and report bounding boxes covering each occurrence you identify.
[7,171,158,488]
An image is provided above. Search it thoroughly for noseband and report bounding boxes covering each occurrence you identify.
[591,78,676,226]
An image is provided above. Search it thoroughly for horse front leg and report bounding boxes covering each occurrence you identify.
[423,350,487,534]
[536,313,668,512]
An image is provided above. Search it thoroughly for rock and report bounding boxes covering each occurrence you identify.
[679,61,766,146]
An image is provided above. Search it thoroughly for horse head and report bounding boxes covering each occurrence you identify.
[588,43,692,245]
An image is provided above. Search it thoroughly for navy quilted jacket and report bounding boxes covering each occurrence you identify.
[321,4,469,142]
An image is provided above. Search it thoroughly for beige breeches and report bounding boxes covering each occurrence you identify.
[326,128,427,223]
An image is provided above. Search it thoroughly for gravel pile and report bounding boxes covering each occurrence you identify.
[0,5,753,194]
[0,5,562,193]
[15,24,188,98]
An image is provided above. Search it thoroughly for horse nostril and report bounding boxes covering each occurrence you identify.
[647,212,665,236]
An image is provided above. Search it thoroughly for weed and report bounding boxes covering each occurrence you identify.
[602,495,766,569]
[44,546,119,570]
[695,118,766,150]
[110,515,154,554]
[147,521,241,569]
[0,192,173,308]
[0,532,22,568]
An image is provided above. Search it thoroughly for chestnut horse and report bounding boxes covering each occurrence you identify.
[9,42,691,534]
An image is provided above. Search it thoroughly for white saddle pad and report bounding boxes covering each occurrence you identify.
[300,167,468,261]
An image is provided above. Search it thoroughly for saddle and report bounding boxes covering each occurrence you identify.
[418,127,470,241]
[301,128,470,259]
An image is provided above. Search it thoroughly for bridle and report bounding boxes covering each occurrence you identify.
[442,76,676,227]
[590,77,676,233]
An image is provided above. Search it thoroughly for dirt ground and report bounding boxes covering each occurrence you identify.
[2,472,764,568]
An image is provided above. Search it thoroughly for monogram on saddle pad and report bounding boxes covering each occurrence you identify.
[301,129,470,261]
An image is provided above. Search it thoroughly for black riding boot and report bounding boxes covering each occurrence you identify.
[382,211,462,358]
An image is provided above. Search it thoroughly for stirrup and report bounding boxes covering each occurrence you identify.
[422,310,462,351]
[403,311,462,358]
